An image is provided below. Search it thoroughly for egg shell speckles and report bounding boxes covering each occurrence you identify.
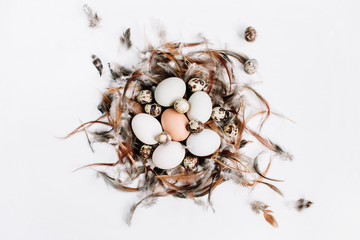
[161,108,190,141]
[154,77,186,107]
[245,27,257,42]
[136,90,153,104]
[244,59,258,75]
[188,78,206,92]
[131,113,163,145]
[139,145,152,159]
[187,119,204,134]
[144,103,162,117]
[183,156,198,171]
[224,123,238,138]
[152,141,185,169]
[174,98,190,113]
[211,107,230,122]
[157,132,172,145]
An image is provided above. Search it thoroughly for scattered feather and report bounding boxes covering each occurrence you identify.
[91,55,103,76]
[83,122,94,153]
[83,4,101,28]
[108,63,132,79]
[120,28,132,49]
[296,198,313,211]
[250,200,278,227]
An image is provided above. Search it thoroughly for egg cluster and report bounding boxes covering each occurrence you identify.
[132,77,236,171]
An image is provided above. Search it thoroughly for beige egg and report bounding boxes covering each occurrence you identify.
[161,109,190,141]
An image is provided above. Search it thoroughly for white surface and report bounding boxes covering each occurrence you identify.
[0,0,359,239]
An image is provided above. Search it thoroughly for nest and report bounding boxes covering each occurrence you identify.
[68,14,299,227]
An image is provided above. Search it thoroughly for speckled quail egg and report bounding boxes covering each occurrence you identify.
[144,103,162,117]
[136,90,153,104]
[139,145,152,159]
[157,132,172,145]
[186,119,204,134]
[223,123,238,138]
[244,59,258,75]
[174,98,190,113]
[211,107,230,122]
[245,27,257,42]
[183,155,199,171]
[188,78,206,92]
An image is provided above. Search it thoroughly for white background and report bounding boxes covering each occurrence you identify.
[1,0,359,239]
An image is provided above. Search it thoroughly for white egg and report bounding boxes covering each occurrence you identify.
[187,91,213,123]
[152,141,185,169]
[131,113,163,145]
[186,129,221,156]
[154,77,186,107]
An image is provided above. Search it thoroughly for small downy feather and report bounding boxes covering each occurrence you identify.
[295,198,313,211]
[92,55,103,76]
[120,28,133,49]
[108,63,132,79]
[83,4,101,28]
[250,200,278,227]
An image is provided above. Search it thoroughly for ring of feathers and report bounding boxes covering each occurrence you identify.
[67,38,293,226]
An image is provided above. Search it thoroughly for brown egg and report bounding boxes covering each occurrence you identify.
[161,108,190,141]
